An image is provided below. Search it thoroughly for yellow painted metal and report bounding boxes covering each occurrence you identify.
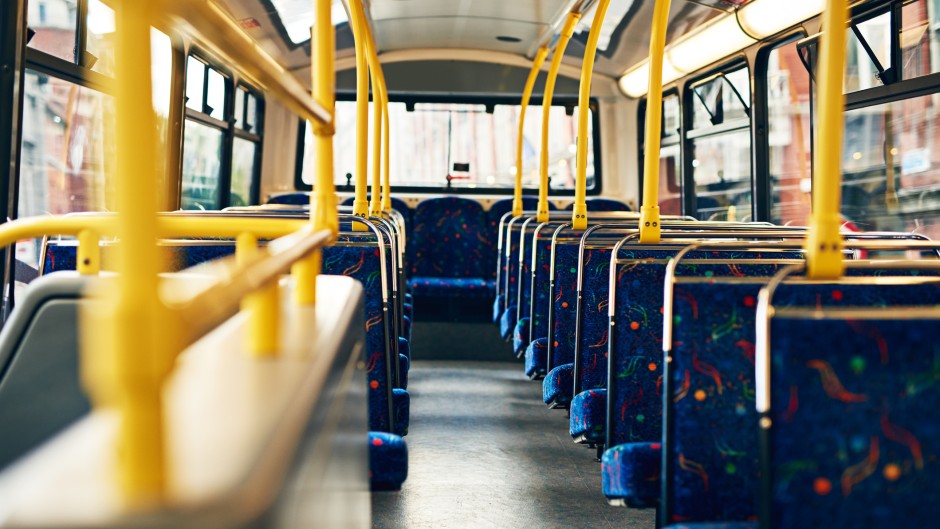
[367,37,384,217]
[538,13,581,223]
[804,0,848,278]
[157,0,330,126]
[638,0,672,244]
[572,0,613,230]
[107,0,172,504]
[348,0,371,226]
[76,229,100,275]
[513,46,550,217]
[0,216,115,249]
[381,90,391,211]
[237,232,280,357]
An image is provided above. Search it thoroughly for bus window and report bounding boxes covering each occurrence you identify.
[26,0,78,63]
[687,65,753,221]
[767,38,813,225]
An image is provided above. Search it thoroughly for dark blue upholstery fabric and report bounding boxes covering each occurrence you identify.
[576,246,613,394]
[410,276,494,298]
[516,228,536,321]
[525,337,549,379]
[403,302,413,321]
[529,227,560,345]
[565,198,631,212]
[392,388,410,437]
[602,442,661,508]
[548,242,581,370]
[398,337,410,360]
[502,225,523,324]
[570,389,607,444]
[402,314,412,343]
[769,313,940,529]
[404,292,413,305]
[543,363,574,407]
[492,294,505,324]
[500,304,518,341]
[369,431,408,491]
[513,317,530,357]
[486,198,549,280]
[411,197,487,279]
[664,524,757,529]
[398,353,409,390]
[266,192,311,205]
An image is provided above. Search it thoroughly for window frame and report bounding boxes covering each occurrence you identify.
[637,89,683,212]
[292,92,604,196]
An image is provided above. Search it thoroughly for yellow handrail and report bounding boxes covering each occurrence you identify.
[381,86,391,211]
[638,0,671,243]
[538,12,581,223]
[348,0,371,224]
[513,46,550,217]
[365,25,385,217]
[572,0,613,230]
[804,0,848,278]
[157,0,330,126]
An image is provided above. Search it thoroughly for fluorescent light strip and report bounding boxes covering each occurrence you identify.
[618,0,824,97]
[270,0,349,44]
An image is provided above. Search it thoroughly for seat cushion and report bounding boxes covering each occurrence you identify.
[512,317,530,357]
[401,315,412,342]
[525,337,549,379]
[397,353,409,390]
[601,442,661,508]
[499,305,517,341]
[397,337,410,360]
[570,389,607,444]
[392,388,409,437]
[403,302,413,321]
[369,431,408,491]
[410,276,494,298]
[543,363,574,408]
[492,294,505,324]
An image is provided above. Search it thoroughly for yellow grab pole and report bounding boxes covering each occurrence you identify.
[237,232,280,356]
[108,0,174,504]
[76,229,100,275]
[513,46,550,217]
[348,0,370,227]
[638,0,671,243]
[381,85,391,211]
[366,35,384,217]
[572,0,613,230]
[804,0,848,278]
[538,12,581,223]
[296,0,338,304]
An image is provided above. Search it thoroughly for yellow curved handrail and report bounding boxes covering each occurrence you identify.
[804,0,848,278]
[367,35,384,217]
[638,0,671,243]
[348,0,371,224]
[538,12,582,223]
[513,46,550,217]
[572,0,613,230]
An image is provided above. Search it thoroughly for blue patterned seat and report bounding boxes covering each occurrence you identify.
[512,317,530,357]
[499,305,517,341]
[543,363,574,408]
[570,389,606,444]
[764,279,940,529]
[410,197,491,298]
[524,337,550,379]
[546,240,581,371]
[601,442,661,508]
[564,198,631,212]
[368,431,408,491]
[486,197,546,283]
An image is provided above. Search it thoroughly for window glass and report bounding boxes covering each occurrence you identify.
[845,11,892,92]
[300,100,596,191]
[181,120,223,210]
[231,137,256,207]
[27,0,78,63]
[901,0,940,80]
[691,69,750,129]
[206,67,226,120]
[235,87,246,129]
[768,40,813,225]
[689,130,752,220]
[840,93,940,238]
[185,56,205,113]
[246,92,258,132]
[658,144,683,215]
[85,0,114,75]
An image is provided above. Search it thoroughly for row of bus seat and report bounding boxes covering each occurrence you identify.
[492,210,940,528]
[25,204,413,491]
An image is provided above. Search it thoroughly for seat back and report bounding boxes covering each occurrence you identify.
[411,197,487,280]
[565,198,631,212]
[528,221,566,344]
[487,198,545,280]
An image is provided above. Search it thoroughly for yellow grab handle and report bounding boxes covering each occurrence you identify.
[638,0,672,244]
[348,0,370,227]
[538,12,581,223]
[572,0,613,230]
[513,46,550,217]
[804,0,848,279]
[366,35,384,217]
[381,82,391,211]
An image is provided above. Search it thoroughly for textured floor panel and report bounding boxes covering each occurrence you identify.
[372,361,655,529]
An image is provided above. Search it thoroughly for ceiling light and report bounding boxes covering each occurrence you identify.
[270,0,349,45]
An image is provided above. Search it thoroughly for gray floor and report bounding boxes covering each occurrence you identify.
[372,361,655,529]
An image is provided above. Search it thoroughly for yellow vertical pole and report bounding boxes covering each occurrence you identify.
[367,37,384,217]
[638,0,671,243]
[381,83,391,211]
[538,13,581,223]
[803,0,847,279]
[295,0,338,305]
[349,0,370,228]
[109,0,173,505]
[513,46,550,217]
[572,0,613,230]
[76,229,100,275]
[238,232,280,356]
